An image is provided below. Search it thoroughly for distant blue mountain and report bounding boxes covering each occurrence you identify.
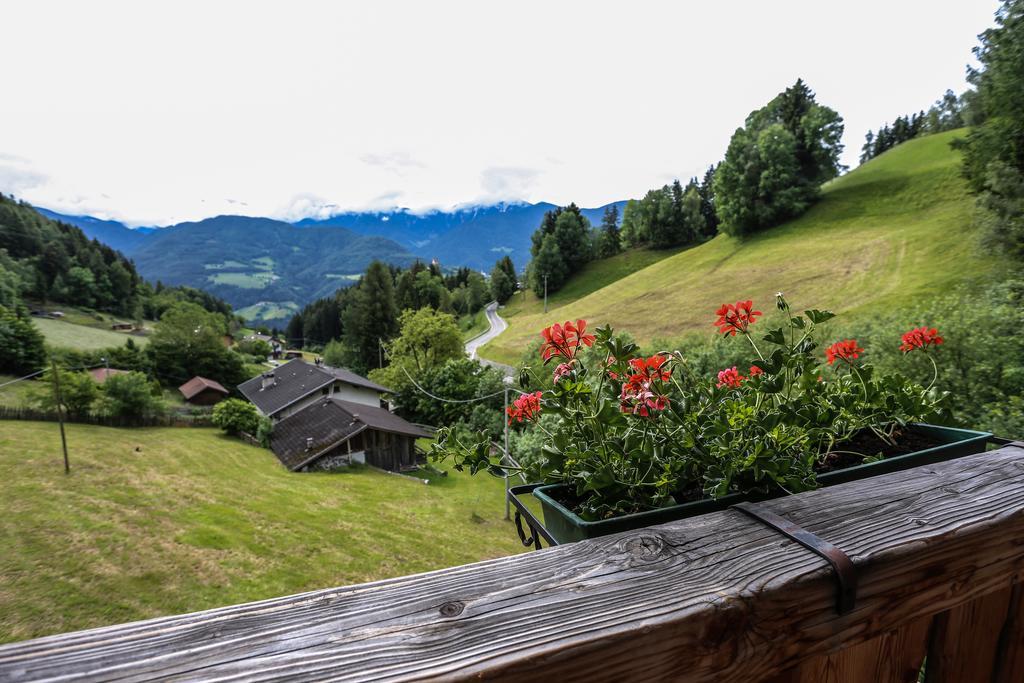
[41,199,627,323]
[36,208,153,255]
[295,200,627,271]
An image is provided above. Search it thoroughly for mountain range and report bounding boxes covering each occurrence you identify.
[39,200,625,325]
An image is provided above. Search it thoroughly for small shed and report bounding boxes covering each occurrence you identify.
[111,322,135,331]
[178,376,230,405]
[88,368,129,384]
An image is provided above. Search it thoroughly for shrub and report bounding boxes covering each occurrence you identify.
[31,369,98,417]
[99,372,164,418]
[211,398,261,436]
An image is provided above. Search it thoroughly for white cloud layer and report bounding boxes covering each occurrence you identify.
[0,0,994,226]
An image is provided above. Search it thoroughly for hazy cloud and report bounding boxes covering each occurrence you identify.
[480,167,540,199]
[0,158,47,194]
[0,1,991,225]
[359,151,426,176]
[278,194,340,222]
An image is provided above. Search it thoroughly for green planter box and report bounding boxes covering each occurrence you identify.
[532,424,992,545]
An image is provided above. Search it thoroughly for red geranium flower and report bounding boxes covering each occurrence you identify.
[552,362,574,383]
[626,355,672,384]
[619,355,672,416]
[714,300,762,336]
[749,365,764,377]
[899,327,944,353]
[716,366,745,389]
[507,391,543,425]
[825,339,864,365]
[619,383,670,417]
[539,319,596,364]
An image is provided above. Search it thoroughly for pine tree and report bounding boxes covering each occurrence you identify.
[698,165,719,237]
[597,204,621,258]
[860,130,876,164]
[530,233,568,297]
[497,255,517,284]
[342,261,399,372]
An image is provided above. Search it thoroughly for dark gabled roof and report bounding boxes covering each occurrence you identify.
[331,399,432,439]
[238,359,392,416]
[178,376,229,400]
[269,397,432,471]
[237,359,335,416]
[321,365,392,394]
[270,399,364,470]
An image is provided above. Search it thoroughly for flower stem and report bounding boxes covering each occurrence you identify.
[926,353,939,392]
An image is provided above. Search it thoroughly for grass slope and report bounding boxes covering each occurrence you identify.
[482,130,999,365]
[0,422,523,642]
[33,318,149,351]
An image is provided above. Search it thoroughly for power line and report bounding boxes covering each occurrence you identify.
[0,361,111,391]
[399,364,508,404]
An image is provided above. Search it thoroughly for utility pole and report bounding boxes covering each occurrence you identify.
[378,338,384,369]
[543,273,548,313]
[51,360,70,474]
[502,378,512,521]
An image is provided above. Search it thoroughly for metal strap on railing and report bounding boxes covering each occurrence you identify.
[733,501,858,614]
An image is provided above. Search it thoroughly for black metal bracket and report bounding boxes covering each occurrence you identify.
[733,501,858,615]
[507,483,559,550]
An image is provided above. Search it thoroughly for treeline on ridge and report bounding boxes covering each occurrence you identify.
[284,256,517,374]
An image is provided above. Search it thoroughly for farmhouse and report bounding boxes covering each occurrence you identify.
[238,358,429,472]
[178,376,229,405]
[270,397,431,471]
[237,358,390,422]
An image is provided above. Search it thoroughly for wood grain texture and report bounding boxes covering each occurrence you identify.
[767,617,931,683]
[2,445,1024,683]
[925,585,1014,682]
[993,583,1024,683]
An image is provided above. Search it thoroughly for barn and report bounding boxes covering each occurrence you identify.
[178,376,230,405]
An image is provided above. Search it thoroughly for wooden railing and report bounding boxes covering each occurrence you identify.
[2,443,1024,682]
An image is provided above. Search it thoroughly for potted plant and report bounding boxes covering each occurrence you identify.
[431,294,990,544]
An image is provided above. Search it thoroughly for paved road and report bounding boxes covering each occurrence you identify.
[465,301,515,375]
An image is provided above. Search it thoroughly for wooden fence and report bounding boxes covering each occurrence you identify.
[1,443,1024,681]
[0,405,212,428]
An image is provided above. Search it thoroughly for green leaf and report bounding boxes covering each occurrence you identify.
[804,309,836,324]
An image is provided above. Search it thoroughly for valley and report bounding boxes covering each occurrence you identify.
[46,201,625,326]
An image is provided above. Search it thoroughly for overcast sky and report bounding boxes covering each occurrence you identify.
[0,1,996,227]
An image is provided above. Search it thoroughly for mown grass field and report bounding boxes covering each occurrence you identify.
[481,130,1000,365]
[33,317,149,351]
[235,301,299,322]
[0,422,525,643]
[0,375,40,407]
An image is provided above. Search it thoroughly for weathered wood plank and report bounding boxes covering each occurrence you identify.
[924,584,1014,682]
[993,583,1024,683]
[2,445,1024,683]
[765,616,931,683]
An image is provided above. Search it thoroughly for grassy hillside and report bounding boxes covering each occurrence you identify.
[0,423,523,642]
[482,130,999,365]
[33,318,149,351]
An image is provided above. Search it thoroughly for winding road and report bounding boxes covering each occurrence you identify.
[465,301,515,375]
